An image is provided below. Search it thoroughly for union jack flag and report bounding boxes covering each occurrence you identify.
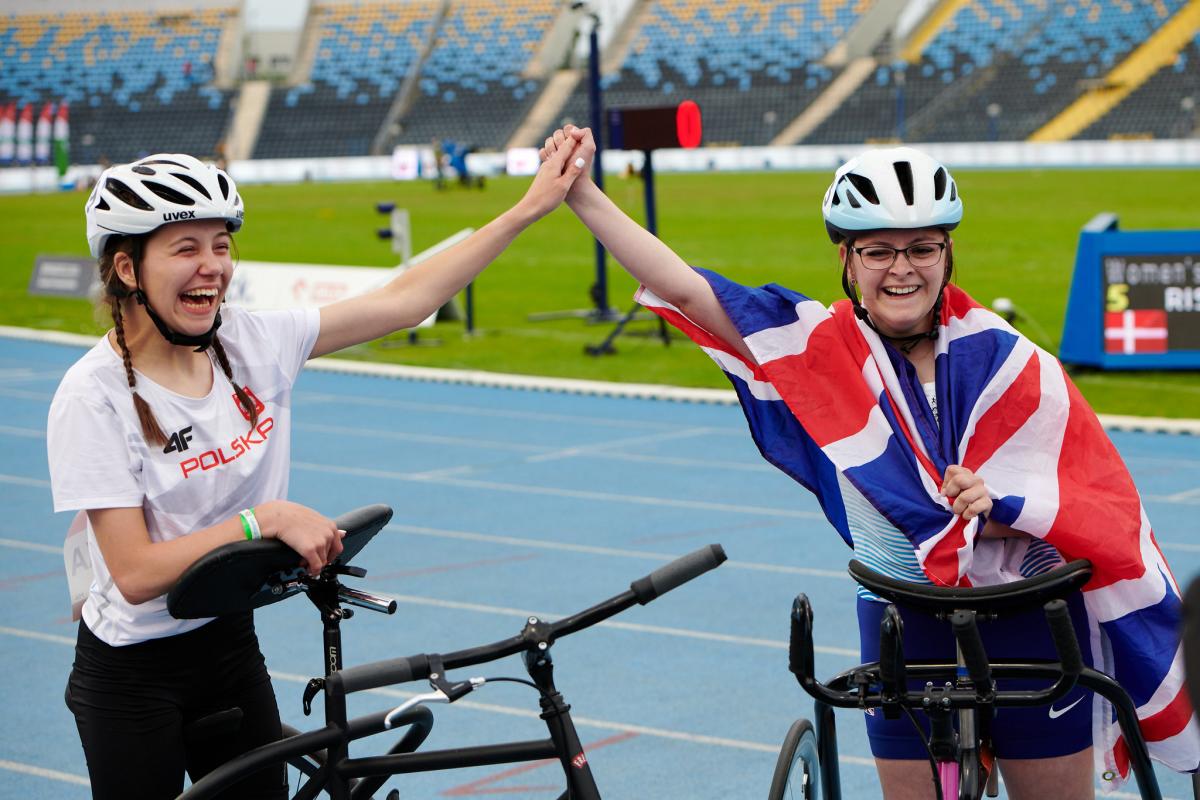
[638,272,1199,785]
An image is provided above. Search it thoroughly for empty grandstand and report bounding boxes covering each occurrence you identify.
[1,1,239,164]
[1,0,1198,171]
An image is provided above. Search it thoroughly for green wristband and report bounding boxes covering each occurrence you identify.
[239,508,261,540]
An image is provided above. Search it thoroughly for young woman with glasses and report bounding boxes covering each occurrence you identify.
[540,127,1198,798]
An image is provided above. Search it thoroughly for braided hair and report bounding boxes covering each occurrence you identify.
[97,234,258,447]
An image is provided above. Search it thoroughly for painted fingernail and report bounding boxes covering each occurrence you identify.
[574,157,585,168]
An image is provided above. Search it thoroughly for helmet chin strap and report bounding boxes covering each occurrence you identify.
[841,265,942,354]
[133,288,221,352]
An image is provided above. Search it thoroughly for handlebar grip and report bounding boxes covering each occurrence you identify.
[788,594,815,680]
[879,604,907,695]
[335,654,431,695]
[630,544,727,605]
[1043,599,1083,677]
[950,610,991,688]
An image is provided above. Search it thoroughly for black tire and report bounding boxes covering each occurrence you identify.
[768,718,821,800]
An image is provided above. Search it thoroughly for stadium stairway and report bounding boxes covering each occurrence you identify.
[224,80,271,160]
[507,69,582,149]
[773,57,876,145]
[1030,0,1200,142]
[898,0,971,62]
[372,1,449,153]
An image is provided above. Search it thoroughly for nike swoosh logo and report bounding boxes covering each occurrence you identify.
[1048,696,1085,719]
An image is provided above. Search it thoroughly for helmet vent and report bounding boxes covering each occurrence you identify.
[217,173,230,200]
[131,165,155,176]
[172,172,212,200]
[95,197,110,211]
[140,159,187,169]
[143,180,196,206]
[846,191,861,209]
[950,181,957,202]
[846,173,879,205]
[106,178,154,211]
[933,167,947,200]
[831,191,841,206]
[892,161,915,206]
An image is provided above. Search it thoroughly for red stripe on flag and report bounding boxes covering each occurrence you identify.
[763,316,879,448]
[644,303,769,382]
[1046,369,1146,589]
[924,516,970,587]
[1113,735,1132,780]
[961,351,1041,474]
[1138,686,1194,743]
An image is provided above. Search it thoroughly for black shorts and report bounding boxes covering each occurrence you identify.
[857,593,1094,760]
[66,613,286,800]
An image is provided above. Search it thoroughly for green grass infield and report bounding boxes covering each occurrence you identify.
[3,168,1197,419]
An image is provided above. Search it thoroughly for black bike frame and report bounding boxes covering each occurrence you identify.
[807,661,1162,800]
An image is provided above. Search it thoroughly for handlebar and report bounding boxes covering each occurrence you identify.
[329,543,728,698]
[789,593,1083,713]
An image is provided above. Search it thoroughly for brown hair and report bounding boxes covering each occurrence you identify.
[98,234,258,448]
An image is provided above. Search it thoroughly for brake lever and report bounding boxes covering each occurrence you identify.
[382,677,486,729]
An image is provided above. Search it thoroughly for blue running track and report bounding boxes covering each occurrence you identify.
[2,334,1198,799]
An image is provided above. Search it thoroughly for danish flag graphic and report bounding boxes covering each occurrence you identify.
[1104,309,1168,354]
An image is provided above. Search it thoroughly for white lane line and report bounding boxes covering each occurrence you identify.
[1162,487,1200,503]
[0,759,89,786]
[0,538,60,554]
[0,473,52,488]
[0,626,75,646]
[0,631,1177,796]
[296,391,737,433]
[298,422,547,454]
[388,524,849,580]
[370,593,859,658]
[266,671,851,759]
[293,462,825,520]
[0,424,45,438]
[525,426,719,464]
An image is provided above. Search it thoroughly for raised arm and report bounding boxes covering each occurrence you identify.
[546,126,752,362]
[310,136,591,358]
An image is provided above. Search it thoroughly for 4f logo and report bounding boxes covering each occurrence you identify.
[233,387,266,421]
[163,425,193,454]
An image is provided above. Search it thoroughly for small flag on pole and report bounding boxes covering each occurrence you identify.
[15,104,33,165]
[35,102,53,165]
[0,103,15,166]
[53,101,70,178]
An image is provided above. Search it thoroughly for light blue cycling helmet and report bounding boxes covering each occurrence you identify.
[822,146,962,243]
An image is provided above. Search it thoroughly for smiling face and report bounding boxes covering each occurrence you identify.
[841,227,951,339]
[116,219,234,338]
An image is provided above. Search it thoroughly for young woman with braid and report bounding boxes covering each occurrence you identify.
[47,144,591,799]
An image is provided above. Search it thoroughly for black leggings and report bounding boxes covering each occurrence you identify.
[66,613,287,800]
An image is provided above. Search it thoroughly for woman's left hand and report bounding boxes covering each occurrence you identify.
[518,125,595,220]
[941,465,993,521]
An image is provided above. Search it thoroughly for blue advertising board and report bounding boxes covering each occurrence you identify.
[1059,214,1200,370]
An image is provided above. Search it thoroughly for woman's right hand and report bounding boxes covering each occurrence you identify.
[254,500,344,576]
[541,125,596,203]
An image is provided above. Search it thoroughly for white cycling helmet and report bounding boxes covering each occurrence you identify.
[822,146,962,243]
[85,153,244,258]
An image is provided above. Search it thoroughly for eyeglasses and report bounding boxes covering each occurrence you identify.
[851,241,946,270]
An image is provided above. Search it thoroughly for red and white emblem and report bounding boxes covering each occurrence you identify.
[232,386,266,420]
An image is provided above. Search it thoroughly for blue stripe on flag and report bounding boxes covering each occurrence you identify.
[1100,569,1181,708]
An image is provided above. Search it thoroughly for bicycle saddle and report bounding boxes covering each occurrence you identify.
[848,558,1092,618]
[166,504,393,619]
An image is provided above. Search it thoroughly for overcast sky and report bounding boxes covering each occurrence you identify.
[243,0,309,31]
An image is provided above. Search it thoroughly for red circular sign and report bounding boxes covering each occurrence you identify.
[676,100,702,149]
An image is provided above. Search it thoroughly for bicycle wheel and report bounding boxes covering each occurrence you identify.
[768,718,821,800]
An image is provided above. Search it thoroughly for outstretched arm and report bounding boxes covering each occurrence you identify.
[545,126,753,362]
[310,135,592,358]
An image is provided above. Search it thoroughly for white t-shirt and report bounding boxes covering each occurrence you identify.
[47,306,320,646]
